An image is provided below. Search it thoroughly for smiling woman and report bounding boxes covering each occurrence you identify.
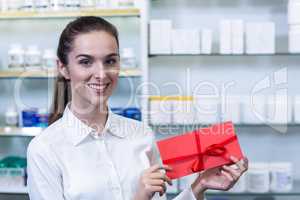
[26,16,247,200]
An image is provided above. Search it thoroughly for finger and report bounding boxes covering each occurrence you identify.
[222,165,240,181]
[221,169,234,182]
[149,185,165,196]
[147,164,173,173]
[148,179,165,186]
[230,156,248,173]
[150,172,173,186]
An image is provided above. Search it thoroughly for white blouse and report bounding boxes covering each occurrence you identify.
[27,105,197,200]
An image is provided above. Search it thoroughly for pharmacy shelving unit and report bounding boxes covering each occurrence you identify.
[0,68,142,78]
[148,0,300,200]
[0,1,150,197]
[0,8,140,19]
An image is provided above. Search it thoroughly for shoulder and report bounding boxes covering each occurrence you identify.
[27,118,66,158]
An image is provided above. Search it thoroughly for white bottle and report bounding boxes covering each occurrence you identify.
[118,0,134,8]
[7,0,22,11]
[43,49,57,69]
[8,44,25,69]
[95,0,107,8]
[80,0,95,9]
[5,104,18,127]
[1,0,9,12]
[49,0,65,11]
[121,48,136,68]
[247,163,270,193]
[22,0,35,11]
[270,162,293,192]
[25,45,42,69]
[65,0,80,10]
[35,0,50,11]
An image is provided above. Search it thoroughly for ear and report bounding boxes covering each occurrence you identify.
[57,59,70,80]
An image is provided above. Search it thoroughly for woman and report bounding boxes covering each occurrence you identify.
[27,16,248,200]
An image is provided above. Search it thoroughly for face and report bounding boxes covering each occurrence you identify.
[59,31,120,111]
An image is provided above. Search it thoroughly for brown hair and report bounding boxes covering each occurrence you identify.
[48,16,119,125]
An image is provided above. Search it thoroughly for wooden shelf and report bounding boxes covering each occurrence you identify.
[0,127,43,137]
[0,9,140,19]
[149,53,300,57]
[0,68,141,78]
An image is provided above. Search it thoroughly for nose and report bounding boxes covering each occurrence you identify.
[94,62,107,79]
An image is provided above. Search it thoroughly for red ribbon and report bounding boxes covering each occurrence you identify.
[191,133,237,172]
[162,134,237,173]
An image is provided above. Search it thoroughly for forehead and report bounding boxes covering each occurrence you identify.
[71,31,118,55]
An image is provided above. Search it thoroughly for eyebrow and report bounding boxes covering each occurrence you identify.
[75,53,120,59]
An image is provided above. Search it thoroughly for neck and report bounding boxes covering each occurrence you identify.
[70,101,108,134]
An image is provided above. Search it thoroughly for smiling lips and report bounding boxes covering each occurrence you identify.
[87,83,109,93]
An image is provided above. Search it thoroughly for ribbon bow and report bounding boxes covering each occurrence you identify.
[191,134,237,172]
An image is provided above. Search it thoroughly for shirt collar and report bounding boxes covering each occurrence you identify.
[62,103,126,146]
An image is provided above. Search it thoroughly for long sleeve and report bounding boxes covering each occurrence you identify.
[145,127,197,200]
[27,139,65,200]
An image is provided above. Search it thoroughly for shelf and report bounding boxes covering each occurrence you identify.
[0,187,27,194]
[167,181,300,198]
[0,9,140,19]
[0,68,142,79]
[0,127,43,137]
[149,53,300,57]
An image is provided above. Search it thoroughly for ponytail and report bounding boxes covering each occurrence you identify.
[49,76,71,125]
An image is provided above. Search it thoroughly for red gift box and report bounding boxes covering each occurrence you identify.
[156,121,244,179]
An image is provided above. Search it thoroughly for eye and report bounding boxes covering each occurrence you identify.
[79,58,92,66]
[105,58,118,66]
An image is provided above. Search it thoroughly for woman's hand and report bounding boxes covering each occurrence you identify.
[134,164,173,200]
[191,156,248,198]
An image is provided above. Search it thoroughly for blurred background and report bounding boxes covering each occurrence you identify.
[0,0,300,199]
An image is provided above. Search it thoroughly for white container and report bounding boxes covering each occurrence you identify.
[65,0,80,10]
[270,162,293,192]
[172,97,195,125]
[35,0,50,11]
[7,0,22,11]
[8,44,25,69]
[288,1,300,25]
[171,29,200,55]
[231,20,244,54]
[247,163,270,193]
[121,48,136,68]
[219,20,232,54]
[150,20,172,55]
[201,29,213,54]
[80,0,95,9]
[1,0,9,12]
[149,96,172,125]
[118,0,134,8]
[221,95,241,124]
[194,97,220,124]
[246,22,275,54]
[49,0,65,11]
[95,0,108,8]
[289,25,300,53]
[266,95,292,124]
[43,49,57,69]
[25,45,42,69]
[21,0,35,11]
[5,105,18,126]
[241,95,267,124]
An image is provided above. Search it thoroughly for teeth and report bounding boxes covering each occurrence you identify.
[88,84,108,90]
